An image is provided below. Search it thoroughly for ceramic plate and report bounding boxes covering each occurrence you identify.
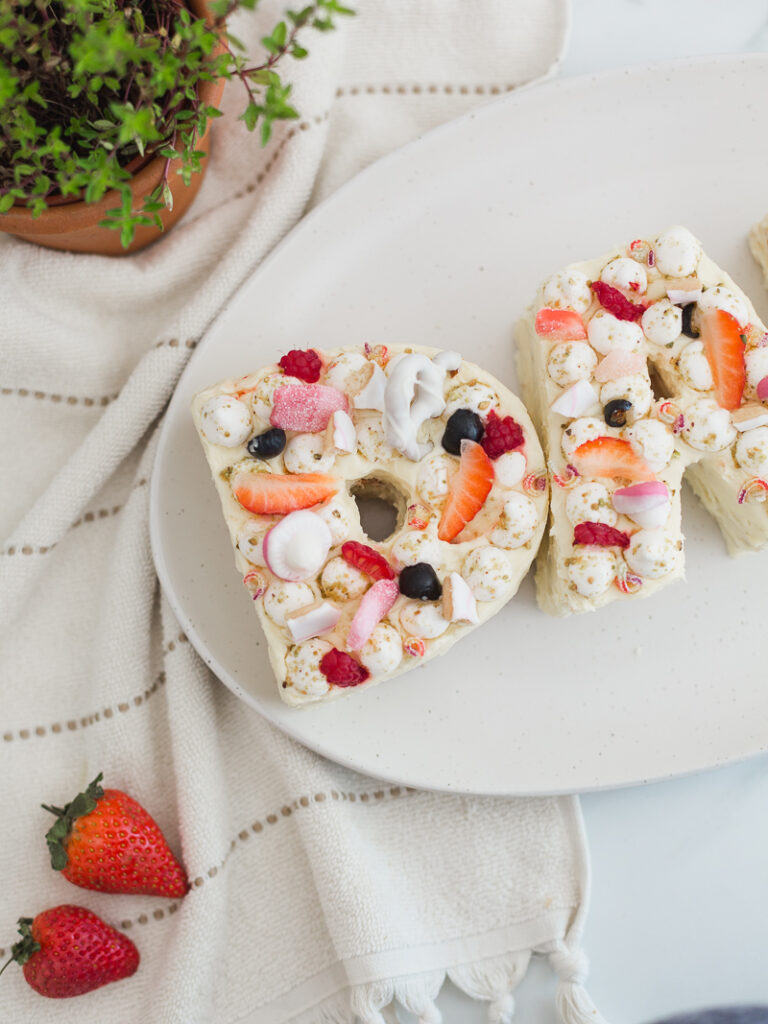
[151,55,768,795]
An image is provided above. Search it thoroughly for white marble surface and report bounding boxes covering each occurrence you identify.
[408,2,768,1021]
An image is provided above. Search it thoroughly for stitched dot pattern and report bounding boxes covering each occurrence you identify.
[107,785,418,931]
[1,634,187,742]
[1,478,149,558]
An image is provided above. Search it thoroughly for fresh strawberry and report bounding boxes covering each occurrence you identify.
[42,773,188,898]
[438,439,494,542]
[1,905,139,998]
[571,436,655,483]
[270,384,348,432]
[341,540,395,581]
[534,307,587,340]
[699,307,746,411]
[233,469,337,515]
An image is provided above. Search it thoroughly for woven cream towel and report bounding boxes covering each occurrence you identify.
[0,2,609,1021]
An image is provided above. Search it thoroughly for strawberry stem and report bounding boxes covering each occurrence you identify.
[0,918,40,975]
[42,772,105,872]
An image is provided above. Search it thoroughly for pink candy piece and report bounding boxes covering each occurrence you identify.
[757,376,768,401]
[346,579,399,652]
[593,350,646,382]
[270,384,349,433]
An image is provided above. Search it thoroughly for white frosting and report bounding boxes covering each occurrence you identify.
[624,419,676,472]
[654,227,701,277]
[587,310,644,354]
[236,520,268,565]
[565,482,617,526]
[462,547,513,601]
[745,347,768,391]
[200,396,252,447]
[697,285,749,328]
[565,548,616,598]
[283,433,335,474]
[313,500,354,545]
[444,381,499,417]
[641,299,683,346]
[624,529,680,580]
[735,427,768,477]
[390,529,442,568]
[353,363,387,411]
[546,341,598,387]
[417,452,456,505]
[561,417,605,458]
[399,601,450,639]
[493,451,526,488]
[677,340,714,392]
[599,374,653,422]
[359,623,403,675]
[284,638,332,697]
[551,379,599,419]
[357,418,396,462]
[286,601,341,644]
[601,257,647,294]
[324,351,369,392]
[489,494,539,548]
[263,581,316,627]
[383,352,457,460]
[263,510,332,581]
[320,557,369,601]
[682,398,737,452]
[542,269,593,314]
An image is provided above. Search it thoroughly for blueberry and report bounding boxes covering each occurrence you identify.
[441,409,484,455]
[247,427,286,459]
[681,303,700,339]
[399,562,442,601]
[603,399,633,428]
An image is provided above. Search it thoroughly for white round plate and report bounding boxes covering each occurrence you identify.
[151,55,768,795]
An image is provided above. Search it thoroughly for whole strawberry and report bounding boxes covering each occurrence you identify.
[0,905,139,998]
[43,773,189,898]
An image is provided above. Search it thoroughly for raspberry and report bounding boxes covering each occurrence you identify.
[573,522,630,549]
[279,348,322,383]
[591,281,648,322]
[341,540,395,581]
[320,648,370,686]
[480,409,524,460]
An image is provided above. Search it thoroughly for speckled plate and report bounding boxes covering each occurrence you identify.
[151,55,768,795]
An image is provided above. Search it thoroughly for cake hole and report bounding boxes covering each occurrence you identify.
[649,364,674,402]
[350,475,408,542]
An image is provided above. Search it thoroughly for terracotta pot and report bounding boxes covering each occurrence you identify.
[0,0,225,256]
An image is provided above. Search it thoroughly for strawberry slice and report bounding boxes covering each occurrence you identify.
[534,308,587,340]
[232,470,337,515]
[699,307,746,411]
[571,437,655,483]
[438,440,494,542]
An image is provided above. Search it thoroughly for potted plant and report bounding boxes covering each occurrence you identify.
[0,0,352,255]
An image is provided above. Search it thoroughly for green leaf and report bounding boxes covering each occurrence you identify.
[242,101,260,132]
[290,44,308,59]
[0,195,14,214]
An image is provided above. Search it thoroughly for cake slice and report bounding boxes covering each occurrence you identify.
[193,344,548,705]
[517,226,768,616]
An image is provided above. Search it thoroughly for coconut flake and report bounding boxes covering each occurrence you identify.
[285,600,342,643]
